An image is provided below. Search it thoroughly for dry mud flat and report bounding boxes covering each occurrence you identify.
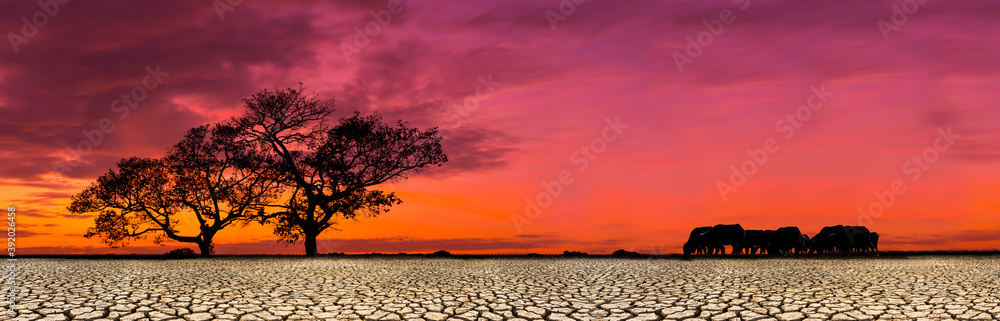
[3,256,999,321]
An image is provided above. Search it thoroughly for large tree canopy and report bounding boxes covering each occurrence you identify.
[233,87,447,256]
[70,124,279,256]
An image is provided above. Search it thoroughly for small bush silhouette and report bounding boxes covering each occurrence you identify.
[431,250,451,256]
[164,248,197,258]
[563,251,589,257]
[611,249,643,258]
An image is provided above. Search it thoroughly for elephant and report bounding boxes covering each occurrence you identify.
[811,225,872,254]
[810,225,846,254]
[797,234,810,254]
[842,225,871,254]
[869,232,880,254]
[703,224,746,255]
[683,226,713,255]
[744,230,768,255]
[771,226,804,255]
[744,230,775,255]
[761,230,775,255]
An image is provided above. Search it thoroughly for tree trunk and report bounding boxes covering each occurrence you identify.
[198,241,214,257]
[304,232,318,257]
[198,230,217,257]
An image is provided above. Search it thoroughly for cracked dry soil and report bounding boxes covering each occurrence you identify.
[3,256,999,320]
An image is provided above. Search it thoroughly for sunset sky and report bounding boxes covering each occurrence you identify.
[2,0,999,255]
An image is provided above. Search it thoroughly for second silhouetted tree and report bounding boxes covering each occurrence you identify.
[231,86,447,256]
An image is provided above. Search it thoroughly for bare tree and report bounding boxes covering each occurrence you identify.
[232,86,447,256]
[69,124,279,256]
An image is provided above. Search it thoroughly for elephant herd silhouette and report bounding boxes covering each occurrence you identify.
[684,224,879,255]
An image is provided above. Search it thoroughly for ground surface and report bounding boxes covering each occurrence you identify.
[3,256,1000,320]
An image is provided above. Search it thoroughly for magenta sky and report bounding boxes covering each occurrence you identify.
[2,0,999,254]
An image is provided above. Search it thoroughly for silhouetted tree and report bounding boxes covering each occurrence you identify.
[69,124,279,257]
[231,86,447,256]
